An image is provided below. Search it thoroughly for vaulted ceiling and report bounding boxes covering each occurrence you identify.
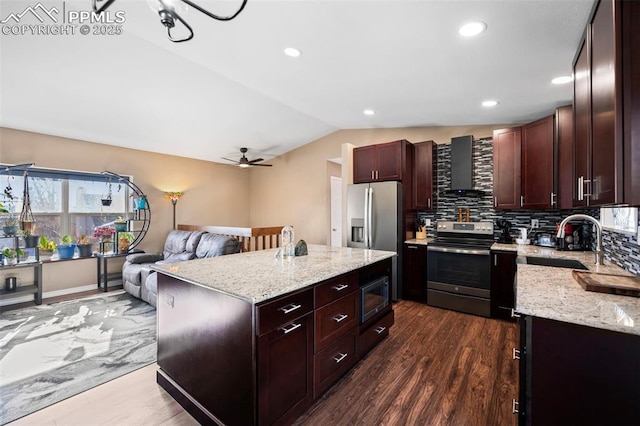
[0,0,594,163]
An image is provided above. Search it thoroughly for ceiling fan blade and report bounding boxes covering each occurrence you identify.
[221,157,240,164]
[252,163,272,167]
[247,158,264,164]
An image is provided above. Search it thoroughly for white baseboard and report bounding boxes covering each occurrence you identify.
[0,281,123,307]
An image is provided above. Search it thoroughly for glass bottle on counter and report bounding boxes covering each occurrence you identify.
[281,225,295,258]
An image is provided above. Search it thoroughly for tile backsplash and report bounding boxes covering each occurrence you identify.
[416,137,640,276]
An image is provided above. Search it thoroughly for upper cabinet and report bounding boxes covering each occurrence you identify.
[353,140,412,183]
[412,140,435,210]
[493,127,522,210]
[573,0,640,206]
[494,113,561,210]
[521,116,555,209]
[556,105,575,209]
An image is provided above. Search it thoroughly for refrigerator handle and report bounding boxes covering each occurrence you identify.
[368,187,373,248]
[363,188,369,247]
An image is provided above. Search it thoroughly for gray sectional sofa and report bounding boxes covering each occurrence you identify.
[122,230,242,307]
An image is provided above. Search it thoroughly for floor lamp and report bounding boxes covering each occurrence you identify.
[165,192,184,230]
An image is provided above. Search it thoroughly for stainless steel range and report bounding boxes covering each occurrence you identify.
[426,221,494,317]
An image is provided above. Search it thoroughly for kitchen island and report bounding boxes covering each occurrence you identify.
[152,245,396,425]
[493,243,640,425]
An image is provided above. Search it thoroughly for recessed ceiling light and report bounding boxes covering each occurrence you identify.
[551,75,573,85]
[482,100,499,107]
[283,47,301,57]
[363,109,375,116]
[459,21,487,37]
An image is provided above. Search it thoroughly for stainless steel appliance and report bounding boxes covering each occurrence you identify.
[426,221,494,317]
[347,181,401,299]
[360,276,389,323]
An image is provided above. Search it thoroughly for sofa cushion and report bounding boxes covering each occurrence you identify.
[126,252,164,264]
[196,233,242,258]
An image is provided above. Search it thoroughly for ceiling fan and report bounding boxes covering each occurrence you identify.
[222,148,273,168]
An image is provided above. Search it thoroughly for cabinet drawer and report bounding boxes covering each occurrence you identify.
[313,327,357,399]
[358,309,394,358]
[256,288,314,336]
[314,291,359,352]
[314,272,358,308]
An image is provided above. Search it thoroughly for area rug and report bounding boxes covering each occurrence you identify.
[0,290,156,425]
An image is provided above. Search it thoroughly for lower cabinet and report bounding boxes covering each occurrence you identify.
[258,312,314,426]
[358,309,394,358]
[403,243,427,302]
[314,327,358,398]
[517,315,640,425]
[490,250,517,320]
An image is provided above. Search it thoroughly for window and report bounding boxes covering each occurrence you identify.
[1,166,131,243]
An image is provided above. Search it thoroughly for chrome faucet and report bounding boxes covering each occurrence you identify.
[556,214,604,265]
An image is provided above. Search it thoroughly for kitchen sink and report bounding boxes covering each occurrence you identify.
[519,256,589,270]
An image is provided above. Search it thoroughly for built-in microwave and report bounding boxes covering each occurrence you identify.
[360,276,389,323]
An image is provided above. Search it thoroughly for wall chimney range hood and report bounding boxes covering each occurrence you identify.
[440,135,486,197]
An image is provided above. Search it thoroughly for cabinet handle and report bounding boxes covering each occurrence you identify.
[428,198,431,208]
[407,245,418,249]
[512,399,519,414]
[278,303,302,314]
[333,352,348,363]
[494,254,497,266]
[280,322,302,334]
[520,195,524,207]
[550,192,556,207]
[333,314,348,323]
[494,197,497,208]
[510,308,521,319]
[375,326,386,334]
[512,348,520,360]
[371,170,374,180]
[331,284,349,291]
[578,176,584,201]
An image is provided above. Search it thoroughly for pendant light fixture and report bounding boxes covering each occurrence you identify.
[92,0,248,43]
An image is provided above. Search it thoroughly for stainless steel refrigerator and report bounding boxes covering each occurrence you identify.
[347,181,402,300]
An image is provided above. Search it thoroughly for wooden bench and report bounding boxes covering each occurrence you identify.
[177,225,283,252]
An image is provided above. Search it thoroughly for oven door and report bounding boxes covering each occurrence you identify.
[426,246,491,316]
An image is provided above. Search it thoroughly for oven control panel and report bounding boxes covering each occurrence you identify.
[436,221,494,235]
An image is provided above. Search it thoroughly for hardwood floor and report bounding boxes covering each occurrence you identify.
[295,301,519,425]
[9,300,518,425]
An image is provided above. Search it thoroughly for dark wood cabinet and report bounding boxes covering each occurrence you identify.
[258,312,314,426]
[412,140,435,210]
[555,105,575,209]
[353,140,411,183]
[518,315,640,425]
[573,31,591,208]
[622,0,640,206]
[493,127,522,209]
[571,0,640,206]
[490,250,517,320]
[403,243,427,302]
[521,116,555,209]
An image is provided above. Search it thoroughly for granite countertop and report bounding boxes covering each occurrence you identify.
[500,243,640,336]
[152,244,396,304]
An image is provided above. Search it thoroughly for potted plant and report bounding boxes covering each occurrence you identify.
[2,247,25,265]
[2,214,18,236]
[101,183,113,206]
[21,229,40,248]
[76,235,94,258]
[39,235,57,260]
[118,232,135,253]
[93,226,115,242]
[114,216,128,232]
[57,234,76,259]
